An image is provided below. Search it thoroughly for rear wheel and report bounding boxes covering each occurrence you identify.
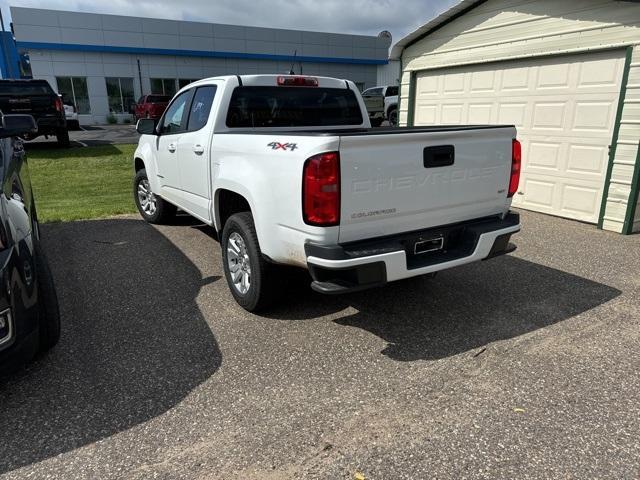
[35,243,61,353]
[221,212,279,312]
[133,168,176,224]
[56,128,70,148]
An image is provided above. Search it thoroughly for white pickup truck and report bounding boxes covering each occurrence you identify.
[133,74,521,311]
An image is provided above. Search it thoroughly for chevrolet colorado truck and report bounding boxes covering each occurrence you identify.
[133,75,521,311]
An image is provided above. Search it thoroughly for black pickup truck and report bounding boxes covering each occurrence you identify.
[0,79,69,147]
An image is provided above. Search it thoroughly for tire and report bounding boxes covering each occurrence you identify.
[221,212,279,312]
[370,117,383,127]
[388,108,398,127]
[133,168,176,224]
[35,243,60,353]
[56,128,70,148]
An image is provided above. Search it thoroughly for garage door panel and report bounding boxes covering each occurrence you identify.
[567,144,608,176]
[443,73,465,93]
[499,65,530,91]
[573,101,615,132]
[517,176,555,208]
[470,70,497,92]
[578,58,623,88]
[414,49,625,223]
[536,62,572,90]
[468,103,494,123]
[498,102,527,127]
[416,104,438,123]
[532,101,567,130]
[527,141,562,171]
[442,103,464,124]
[560,183,601,219]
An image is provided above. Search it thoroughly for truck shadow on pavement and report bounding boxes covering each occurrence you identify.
[271,255,621,362]
[0,219,221,475]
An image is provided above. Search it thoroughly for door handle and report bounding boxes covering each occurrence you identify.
[193,144,205,155]
[167,143,176,153]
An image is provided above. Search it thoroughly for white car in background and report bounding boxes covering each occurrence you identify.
[60,95,79,130]
[362,85,398,126]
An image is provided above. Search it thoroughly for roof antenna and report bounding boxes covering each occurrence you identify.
[289,50,297,75]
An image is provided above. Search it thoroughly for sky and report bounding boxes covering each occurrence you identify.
[0,0,459,44]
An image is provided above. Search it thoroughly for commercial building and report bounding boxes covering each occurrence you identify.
[7,7,391,125]
[393,0,640,234]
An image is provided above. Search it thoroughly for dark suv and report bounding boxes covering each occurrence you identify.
[0,79,69,147]
[0,114,60,372]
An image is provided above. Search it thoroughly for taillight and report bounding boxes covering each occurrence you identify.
[508,139,521,198]
[303,152,340,226]
[54,96,63,113]
[277,76,318,87]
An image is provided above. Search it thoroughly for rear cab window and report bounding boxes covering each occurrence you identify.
[0,81,54,96]
[225,86,363,128]
[362,87,383,97]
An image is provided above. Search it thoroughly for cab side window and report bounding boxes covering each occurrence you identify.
[187,86,217,132]
[160,90,193,135]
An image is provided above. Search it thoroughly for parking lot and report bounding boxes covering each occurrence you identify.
[0,210,638,479]
[26,124,140,148]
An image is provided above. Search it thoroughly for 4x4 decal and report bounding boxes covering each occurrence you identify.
[268,142,298,151]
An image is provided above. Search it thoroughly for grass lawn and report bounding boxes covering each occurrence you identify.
[29,144,138,223]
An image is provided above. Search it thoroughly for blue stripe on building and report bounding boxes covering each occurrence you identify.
[16,41,388,66]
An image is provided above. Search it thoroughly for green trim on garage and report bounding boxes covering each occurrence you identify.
[623,141,640,234]
[598,45,633,230]
[406,72,417,127]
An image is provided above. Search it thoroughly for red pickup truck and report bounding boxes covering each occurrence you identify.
[133,95,170,120]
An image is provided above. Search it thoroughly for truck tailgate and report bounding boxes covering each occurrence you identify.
[338,127,516,243]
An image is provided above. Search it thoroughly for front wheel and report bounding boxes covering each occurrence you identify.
[133,168,176,224]
[388,108,398,127]
[221,212,279,312]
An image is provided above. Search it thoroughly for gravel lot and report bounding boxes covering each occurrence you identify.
[0,210,638,479]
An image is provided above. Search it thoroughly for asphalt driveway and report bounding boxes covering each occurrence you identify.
[25,124,139,148]
[0,210,638,479]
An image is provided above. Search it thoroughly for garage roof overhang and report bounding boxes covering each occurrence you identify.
[390,0,638,60]
[389,0,484,60]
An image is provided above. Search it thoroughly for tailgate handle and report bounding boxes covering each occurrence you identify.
[424,145,454,168]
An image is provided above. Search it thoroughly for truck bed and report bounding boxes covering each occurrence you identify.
[220,125,514,136]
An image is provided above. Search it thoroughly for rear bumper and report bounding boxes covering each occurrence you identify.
[305,212,520,294]
[35,116,66,134]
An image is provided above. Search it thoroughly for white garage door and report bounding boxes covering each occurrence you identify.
[414,50,626,223]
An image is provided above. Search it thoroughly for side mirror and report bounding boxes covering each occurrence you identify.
[0,114,38,138]
[136,118,157,135]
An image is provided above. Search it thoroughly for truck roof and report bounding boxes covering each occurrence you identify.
[186,74,351,90]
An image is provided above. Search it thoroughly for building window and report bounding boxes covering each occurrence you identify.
[56,76,90,114]
[179,78,198,89]
[150,78,176,97]
[106,77,135,114]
